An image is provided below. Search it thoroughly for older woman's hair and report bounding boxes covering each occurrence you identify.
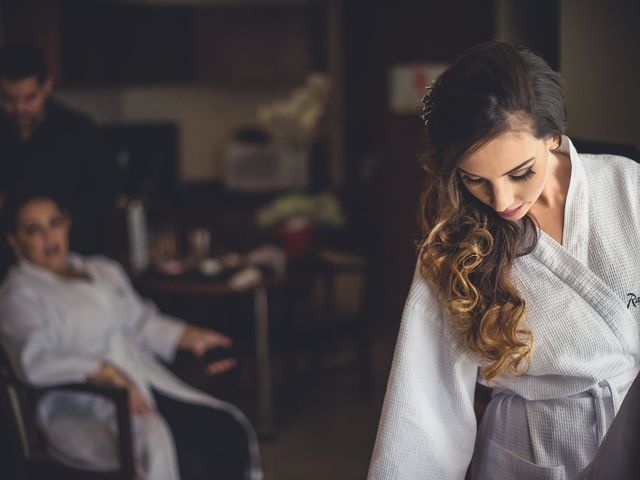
[1,186,68,235]
[418,40,566,381]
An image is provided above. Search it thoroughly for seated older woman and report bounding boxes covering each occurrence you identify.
[0,190,261,480]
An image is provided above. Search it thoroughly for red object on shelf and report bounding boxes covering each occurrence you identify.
[278,224,314,257]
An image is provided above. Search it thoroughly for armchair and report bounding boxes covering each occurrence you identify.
[0,348,135,480]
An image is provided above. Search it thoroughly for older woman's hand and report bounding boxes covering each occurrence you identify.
[178,325,237,375]
[89,362,155,415]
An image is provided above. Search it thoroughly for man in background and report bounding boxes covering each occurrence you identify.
[0,43,115,271]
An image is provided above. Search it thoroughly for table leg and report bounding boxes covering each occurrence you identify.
[254,286,274,436]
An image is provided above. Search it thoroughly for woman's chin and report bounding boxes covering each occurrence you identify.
[35,256,67,274]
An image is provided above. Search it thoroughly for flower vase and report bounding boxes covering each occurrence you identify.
[278,217,314,257]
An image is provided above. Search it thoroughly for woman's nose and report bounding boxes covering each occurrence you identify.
[16,99,30,114]
[41,228,55,242]
[490,184,514,212]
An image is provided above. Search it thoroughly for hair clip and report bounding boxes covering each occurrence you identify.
[420,83,435,127]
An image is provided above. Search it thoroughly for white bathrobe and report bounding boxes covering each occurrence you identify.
[368,137,640,480]
[0,255,262,480]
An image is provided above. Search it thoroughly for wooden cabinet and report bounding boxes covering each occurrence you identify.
[341,1,498,326]
[58,1,194,86]
[1,0,320,88]
[193,6,315,88]
[0,0,63,81]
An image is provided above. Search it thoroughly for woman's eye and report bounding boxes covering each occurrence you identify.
[461,176,484,185]
[23,225,39,236]
[509,168,536,183]
[50,216,65,228]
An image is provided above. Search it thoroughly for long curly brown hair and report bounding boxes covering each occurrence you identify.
[418,41,566,382]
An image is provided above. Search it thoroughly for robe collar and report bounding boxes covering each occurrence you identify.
[16,253,90,284]
[537,135,590,264]
[527,138,640,356]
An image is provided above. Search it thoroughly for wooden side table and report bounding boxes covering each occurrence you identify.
[132,272,284,437]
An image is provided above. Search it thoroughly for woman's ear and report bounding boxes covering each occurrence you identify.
[548,134,561,151]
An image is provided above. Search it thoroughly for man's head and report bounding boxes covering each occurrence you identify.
[0,44,52,139]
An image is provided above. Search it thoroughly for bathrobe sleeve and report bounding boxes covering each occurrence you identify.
[0,290,103,386]
[368,275,479,480]
[103,259,187,364]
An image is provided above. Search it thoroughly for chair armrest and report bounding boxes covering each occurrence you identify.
[17,380,134,477]
[44,380,128,397]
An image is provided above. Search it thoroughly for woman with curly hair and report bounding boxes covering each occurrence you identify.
[368,40,640,479]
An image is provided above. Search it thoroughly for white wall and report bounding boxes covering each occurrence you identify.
[56,86,289,181]
[560,0,640,148]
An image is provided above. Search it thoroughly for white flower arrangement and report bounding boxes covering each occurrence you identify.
[256,192,346,229]
[257,73,331,147]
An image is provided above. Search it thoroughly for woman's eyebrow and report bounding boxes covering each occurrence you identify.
[458,158,535,177]
[20,218,41,226]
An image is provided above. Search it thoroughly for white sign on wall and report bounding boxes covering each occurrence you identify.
[388,63,448,114]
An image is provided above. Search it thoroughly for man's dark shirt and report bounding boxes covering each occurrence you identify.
[0,98,115,258]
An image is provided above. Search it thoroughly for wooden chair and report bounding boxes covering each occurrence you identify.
[0,349,135,480]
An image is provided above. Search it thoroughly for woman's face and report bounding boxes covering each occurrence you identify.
[8,198,70,274]
[456,129,558,220]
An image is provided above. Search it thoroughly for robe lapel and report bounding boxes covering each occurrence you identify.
[559,137,590,264]
[530,139,639,354]
[533,234,638,353]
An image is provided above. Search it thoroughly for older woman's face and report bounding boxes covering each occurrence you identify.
[8,198,70,274]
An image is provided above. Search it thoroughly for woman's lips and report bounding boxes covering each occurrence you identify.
[498,204,524,218]
[44,244,62,257]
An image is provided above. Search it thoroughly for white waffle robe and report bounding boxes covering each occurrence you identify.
[368,137,640,480]
[0,255,262,480]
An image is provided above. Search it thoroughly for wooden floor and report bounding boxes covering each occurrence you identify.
[258,321,396,480]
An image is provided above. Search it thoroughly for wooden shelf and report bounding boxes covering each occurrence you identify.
[1,0,321,88]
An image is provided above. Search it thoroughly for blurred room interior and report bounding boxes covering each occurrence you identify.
[0,0,638,479]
